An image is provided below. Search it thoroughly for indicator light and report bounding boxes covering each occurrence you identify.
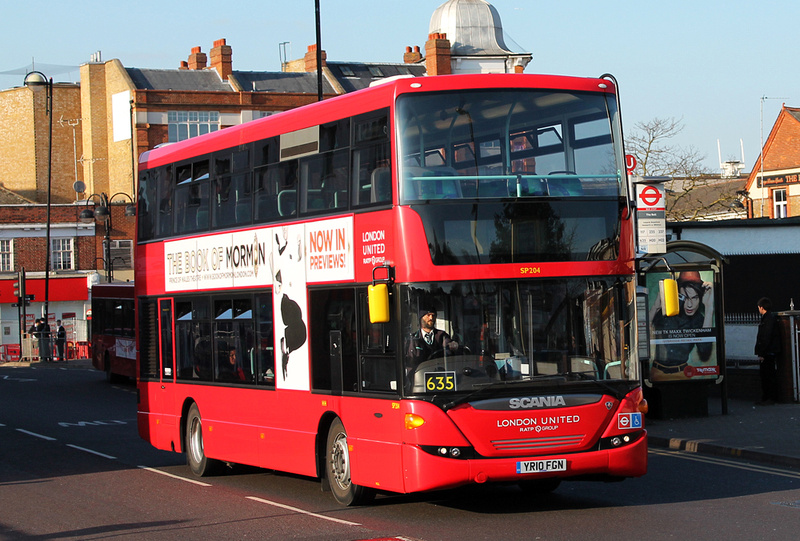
[405,413,426,430]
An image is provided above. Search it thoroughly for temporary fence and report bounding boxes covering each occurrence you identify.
[1,318,89,362]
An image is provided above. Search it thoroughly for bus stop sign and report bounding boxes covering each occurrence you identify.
[625,154,637,173]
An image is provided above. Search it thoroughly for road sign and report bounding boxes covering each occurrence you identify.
[625,154,637,173]
[638,185,664,208]
[636,183,666,254]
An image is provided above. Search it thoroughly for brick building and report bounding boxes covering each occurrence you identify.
[743,105,800,218]
[0,82,83,205]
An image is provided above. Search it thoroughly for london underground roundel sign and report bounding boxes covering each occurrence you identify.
[639,185,663,207]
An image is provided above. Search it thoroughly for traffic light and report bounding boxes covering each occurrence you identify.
[12,270,25,304]
[12,269,32,307]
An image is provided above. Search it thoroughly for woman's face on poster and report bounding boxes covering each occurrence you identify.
[681,286,701,316]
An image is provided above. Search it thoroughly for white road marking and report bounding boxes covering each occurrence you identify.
[650,448,800,479]
[247,496,362,526]
[16,429,56,441]
[137,465,213,486]
[66,444,117,459]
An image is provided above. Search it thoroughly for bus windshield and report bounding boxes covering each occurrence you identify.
[401,277,637,395]
[396,89,622,203]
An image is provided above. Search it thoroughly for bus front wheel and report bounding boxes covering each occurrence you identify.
[326,418,375,506]
[185,404,222,476]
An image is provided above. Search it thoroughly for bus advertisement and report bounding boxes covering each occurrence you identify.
[136,73,646,505]
[91,282,136,382]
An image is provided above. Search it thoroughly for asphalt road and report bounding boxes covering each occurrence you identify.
[2,364,799,540]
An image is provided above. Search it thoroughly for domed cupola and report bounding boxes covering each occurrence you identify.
[429,0,513,56]
[427,0,532,74]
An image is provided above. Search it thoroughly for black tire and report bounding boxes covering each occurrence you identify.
[185,404,222,476]
[518,477,561,495]
[104,353,123,384]
[326,418,375,506]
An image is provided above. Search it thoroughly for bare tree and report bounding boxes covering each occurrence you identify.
[626,117,740,221]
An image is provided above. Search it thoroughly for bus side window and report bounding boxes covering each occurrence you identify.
[255,293,275,386]
[276,161,298,217]
[359,290,397,393]
[138,170,156,241]
[310,289,357,394]
[254,165,279,223]
[156,165,173,238]
[352,108,391,208]
[371,167,392,204]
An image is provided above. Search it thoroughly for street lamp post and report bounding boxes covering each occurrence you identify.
[80,192,136,283]
[24,71,53,325]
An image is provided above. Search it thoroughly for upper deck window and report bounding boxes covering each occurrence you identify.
[396,89,622,203]
[395,89,623,264]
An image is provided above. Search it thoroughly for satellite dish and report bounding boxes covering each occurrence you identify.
[73,180,86,193]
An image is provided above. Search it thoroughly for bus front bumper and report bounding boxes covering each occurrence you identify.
[401,431,647,493]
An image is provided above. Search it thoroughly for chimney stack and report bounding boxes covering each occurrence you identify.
[187,46,207,70]
[425,33,451,76]
[210,38,233,80]
[404,45,422,64]
[304,43,327,72]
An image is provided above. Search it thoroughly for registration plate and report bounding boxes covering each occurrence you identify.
[516,459,567,474]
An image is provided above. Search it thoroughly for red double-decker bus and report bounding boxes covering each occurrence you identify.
[136,73,647,505]
[91,282,136,382]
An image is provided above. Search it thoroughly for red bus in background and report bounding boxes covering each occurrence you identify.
[91,282,136,382]
[136,73,647,505]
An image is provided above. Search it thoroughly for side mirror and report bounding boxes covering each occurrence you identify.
[660,278,679,317]
[368,283,390,323]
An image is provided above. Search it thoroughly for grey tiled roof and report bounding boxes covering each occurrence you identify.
[327,62,426,92]
[126,68,233,91]
[126,63,427,95]
[231,71,336,94]
[0,185,36,205]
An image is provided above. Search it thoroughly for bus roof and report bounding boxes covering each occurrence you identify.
[92,282,135,299]
[138,73,617,170]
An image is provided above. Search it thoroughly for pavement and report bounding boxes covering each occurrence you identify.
[2,358,798,469]
[1,358,94,369]
[646,396,800,469]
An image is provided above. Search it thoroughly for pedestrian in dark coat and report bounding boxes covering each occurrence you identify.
[755,297,781,404]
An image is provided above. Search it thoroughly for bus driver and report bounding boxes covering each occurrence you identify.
[406,307,459,368]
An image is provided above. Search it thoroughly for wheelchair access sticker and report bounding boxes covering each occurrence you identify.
[617,412,642,430]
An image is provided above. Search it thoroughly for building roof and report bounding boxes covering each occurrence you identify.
[665,176,746,222]
[126,68,234,92]
[746,105,800,190]
[0,185,36,205]
[231,71,337,94]
[326,62,427,92]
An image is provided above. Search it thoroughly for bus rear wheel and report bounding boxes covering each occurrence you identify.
[185,404,222,476]
[104,353,123,384]
[326,418,375,506]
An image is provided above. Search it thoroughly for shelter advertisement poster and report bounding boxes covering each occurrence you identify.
[646,269,719,382]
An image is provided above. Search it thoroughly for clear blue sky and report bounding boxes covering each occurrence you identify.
[2,0,797,173]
